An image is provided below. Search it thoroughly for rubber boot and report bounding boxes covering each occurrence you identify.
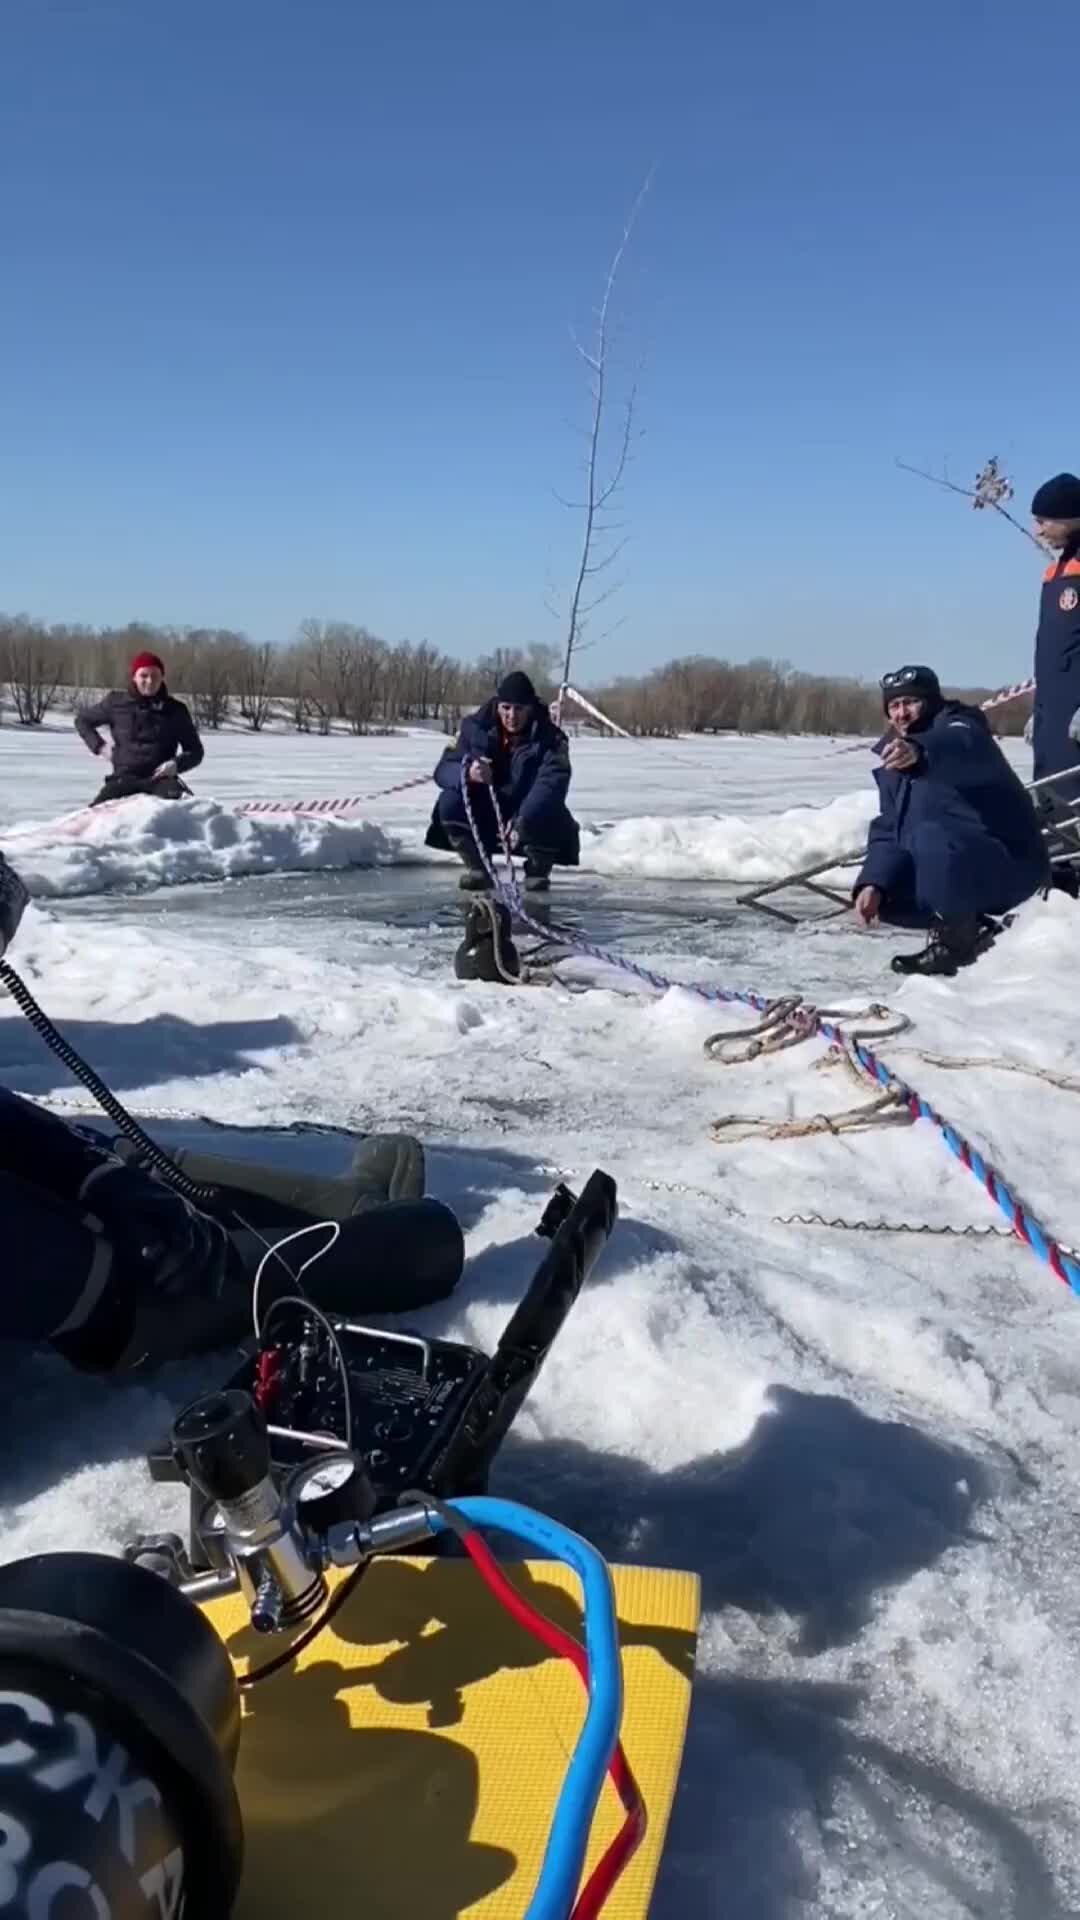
[255,1197,466,1318]
[446,829,493,891]
[523,849,554,894]
[162,1132,426,1229]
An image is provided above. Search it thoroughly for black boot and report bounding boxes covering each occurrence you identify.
[523,849,554,893]
[446,830,493,891]
[890,913,998,978]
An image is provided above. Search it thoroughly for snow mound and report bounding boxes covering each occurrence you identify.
[583,790,875,882]
[1,786,878,898]
[1,795,405,897]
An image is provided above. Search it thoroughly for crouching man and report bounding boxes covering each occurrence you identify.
[853,664,1049,976]
[425,671,580,892]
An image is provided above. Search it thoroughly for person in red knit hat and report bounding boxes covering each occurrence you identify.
[74,648,205,807]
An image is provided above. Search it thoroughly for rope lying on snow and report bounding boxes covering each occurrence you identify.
[459,765,1080,1300]
[703,998,911,1066]
[907,1051,1080,1095]
[711,1089,913,1143]
[775,1212,1015,1237]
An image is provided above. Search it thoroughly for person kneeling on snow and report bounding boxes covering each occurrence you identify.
[852,664,1049,977]
[425,671,580,892]
[75,650,205,807]
[0,855,463,1373]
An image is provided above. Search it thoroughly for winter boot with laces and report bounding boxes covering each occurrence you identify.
[890,913,999,978]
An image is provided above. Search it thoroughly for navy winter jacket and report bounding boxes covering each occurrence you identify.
[75,684,204,779]
[857,702,1047,899]
[425,697,579,863]
[1032,541,1080,792]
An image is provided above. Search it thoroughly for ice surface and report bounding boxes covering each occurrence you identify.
[0,721,1077,1918]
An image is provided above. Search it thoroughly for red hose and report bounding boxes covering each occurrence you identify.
[456,1526,646,1919]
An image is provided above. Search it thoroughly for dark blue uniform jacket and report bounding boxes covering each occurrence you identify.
[1032,543,1080,795]
[426,698,580,863]
[857,702,1047,910]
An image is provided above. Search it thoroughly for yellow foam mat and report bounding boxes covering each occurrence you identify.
[202,1555,700,1917]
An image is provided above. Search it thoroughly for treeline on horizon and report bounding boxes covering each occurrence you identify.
[0,613,1031,739]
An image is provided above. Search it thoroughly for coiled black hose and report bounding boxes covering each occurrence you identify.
[0,958,220,1206]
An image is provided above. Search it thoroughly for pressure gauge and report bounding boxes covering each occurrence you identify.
[287,1453,376,1532]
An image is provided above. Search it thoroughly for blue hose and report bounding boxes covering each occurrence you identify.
[439,1494,623,1920]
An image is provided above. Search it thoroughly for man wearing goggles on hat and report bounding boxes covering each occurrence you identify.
[852,666,1048,976]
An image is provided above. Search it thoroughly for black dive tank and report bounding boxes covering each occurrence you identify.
[0,1551,242,1917]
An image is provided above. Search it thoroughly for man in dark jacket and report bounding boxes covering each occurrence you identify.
[75,650,204,806]
[1029,472,1080,805]
[425,670,580,892]
[852,664,1048,976]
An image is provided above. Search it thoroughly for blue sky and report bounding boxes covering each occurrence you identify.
[0,0,1074,687]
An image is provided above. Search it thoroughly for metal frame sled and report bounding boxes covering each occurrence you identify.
[1029,766,1080,886]
[738,766,1080,926]
[736,850,863,926]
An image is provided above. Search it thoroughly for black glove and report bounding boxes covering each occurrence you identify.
[0,857,28,958]
[54,1160,231,1372]
[81,1160,229,1303]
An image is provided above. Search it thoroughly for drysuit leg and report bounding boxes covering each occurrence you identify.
[0,1171,113,1342]
[0,1089,229,1367]
[0,1093,465,1367]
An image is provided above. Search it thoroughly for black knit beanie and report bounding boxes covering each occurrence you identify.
[496,670,538,705]
[880,664,942,716]
[1031,473,1080,520]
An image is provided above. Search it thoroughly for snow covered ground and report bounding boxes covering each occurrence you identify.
[1,723,1078,1919]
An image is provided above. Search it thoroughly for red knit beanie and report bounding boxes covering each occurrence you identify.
[130,651,165,677]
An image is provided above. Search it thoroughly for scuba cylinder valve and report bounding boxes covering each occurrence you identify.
[171,1388,329,1634]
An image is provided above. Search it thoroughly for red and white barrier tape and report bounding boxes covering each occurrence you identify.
[981,677,1036,711]
[232,774,432,818]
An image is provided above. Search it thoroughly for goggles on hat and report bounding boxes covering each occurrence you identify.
[880,666,928,695]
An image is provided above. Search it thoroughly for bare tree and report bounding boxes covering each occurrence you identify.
[184,628,240,729]
[896,455,1043,547]
[236,639,276,731]
[3,618,67,725]
[553,174,652,723]
[343,631,388,734]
